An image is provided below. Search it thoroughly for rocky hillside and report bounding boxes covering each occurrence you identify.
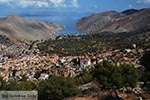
[77,8,150,33]
[0,15,63,41]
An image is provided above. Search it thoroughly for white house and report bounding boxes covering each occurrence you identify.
[0,63,3,68]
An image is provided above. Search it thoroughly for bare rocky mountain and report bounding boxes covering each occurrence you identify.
[77,8,150,33]
[77,11,125,33]
[0,15,63,42]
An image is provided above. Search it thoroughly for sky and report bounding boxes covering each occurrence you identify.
[0,0,150,13]
[0,0,149,34]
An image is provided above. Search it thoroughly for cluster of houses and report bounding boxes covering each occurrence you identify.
[0,41,147,82]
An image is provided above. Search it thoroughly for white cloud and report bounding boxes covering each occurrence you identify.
[0,0,80,8]
[136,0,150,4]
[71,0,79,8]
[18,0,49,8]
[0,0,12,3]
[47,0,66,7]
[0,0,15,8]
[0,0,13,5]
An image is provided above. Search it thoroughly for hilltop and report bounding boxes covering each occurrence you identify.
[77,8,150,33]
[0,15,63,42]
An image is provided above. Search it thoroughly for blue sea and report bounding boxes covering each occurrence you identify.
[20,12,90,35]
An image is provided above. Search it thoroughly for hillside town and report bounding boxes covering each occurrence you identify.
[0,41,148,82]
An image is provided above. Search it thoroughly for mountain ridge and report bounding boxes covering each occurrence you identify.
[77,8,150,33]
[0,15,63,42]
